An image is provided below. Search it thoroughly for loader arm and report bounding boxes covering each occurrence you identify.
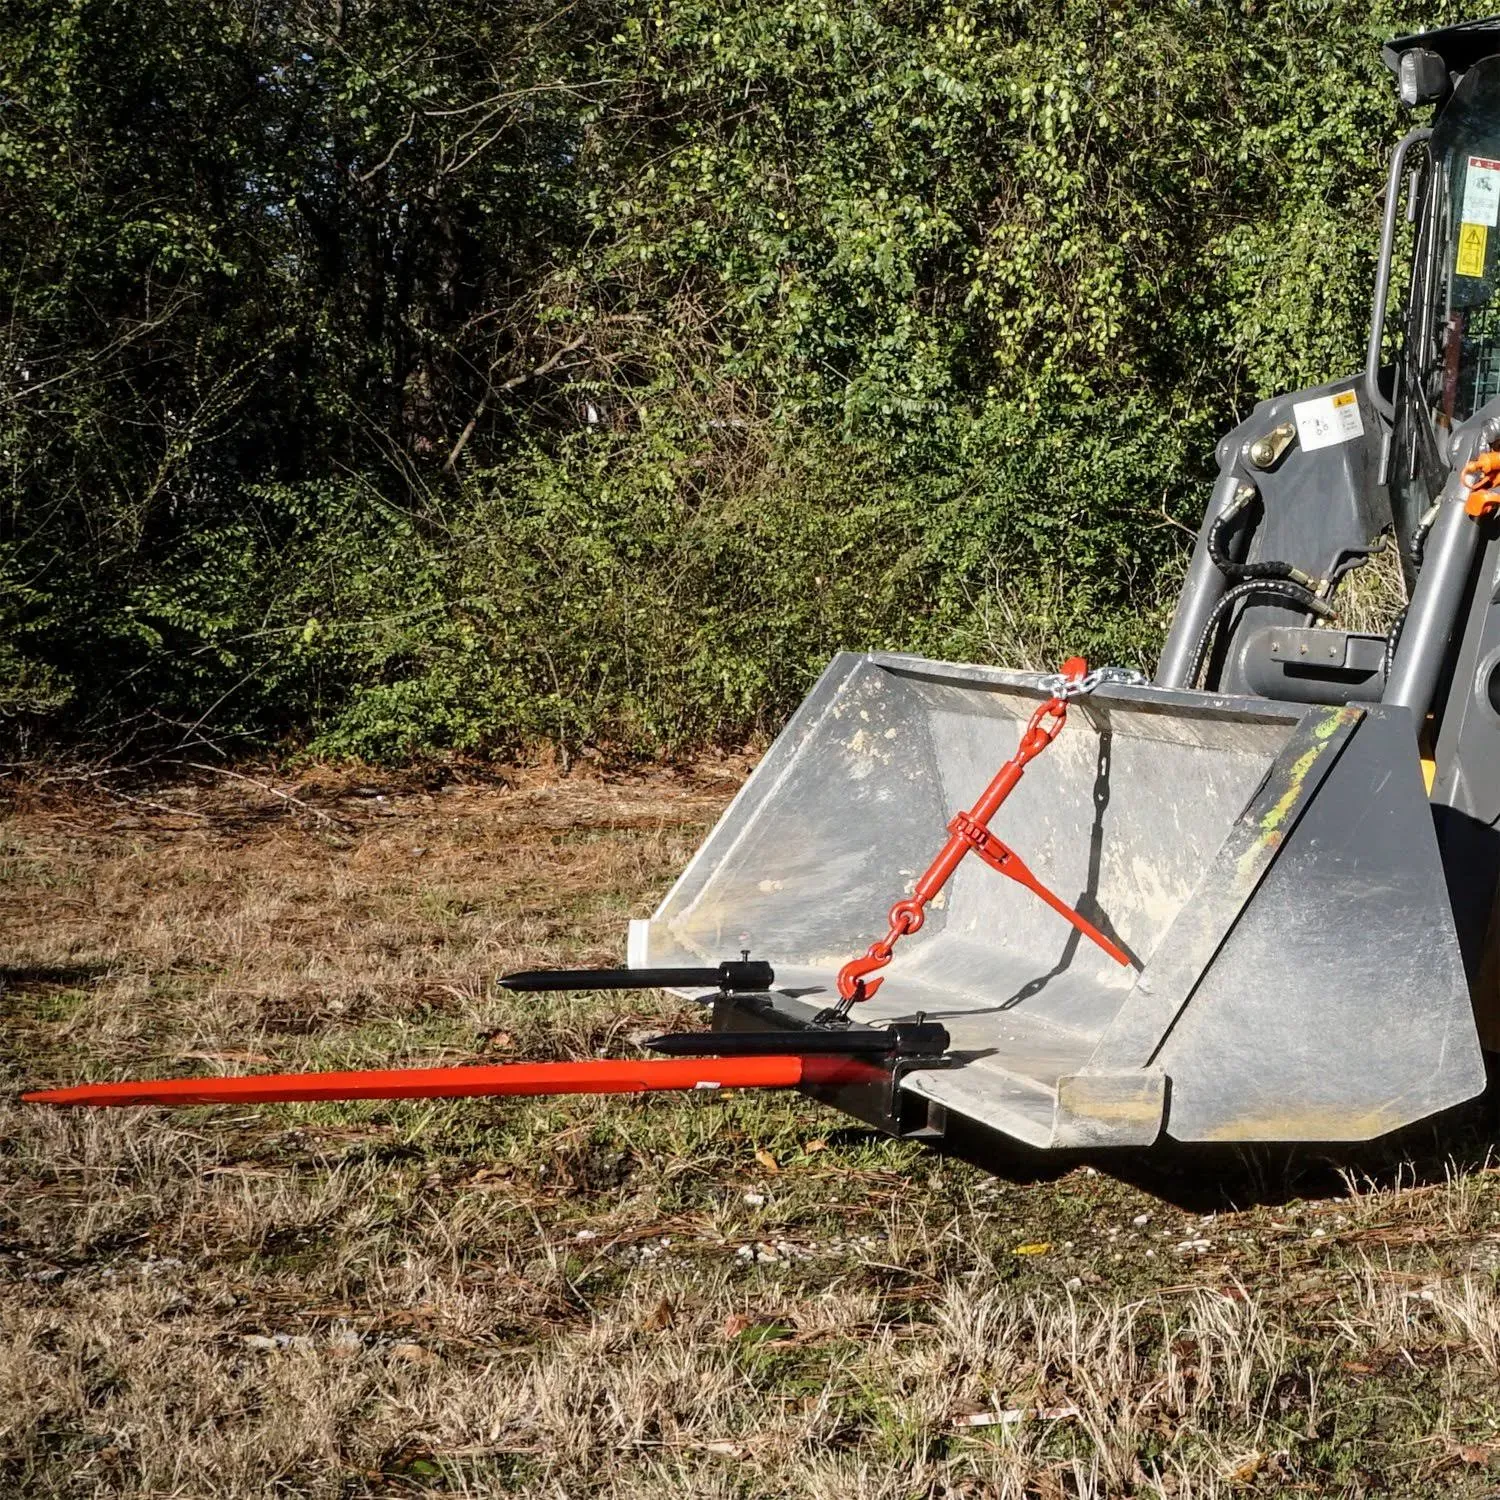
[1157,29,1500,1023]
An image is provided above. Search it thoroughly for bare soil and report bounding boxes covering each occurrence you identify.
[5,764,1500,1497]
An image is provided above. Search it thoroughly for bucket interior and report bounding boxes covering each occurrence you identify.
[642,657,1301,1094]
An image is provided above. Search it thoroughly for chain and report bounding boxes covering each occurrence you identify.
[1034,665,1149,699]
[827,653,1138,1017]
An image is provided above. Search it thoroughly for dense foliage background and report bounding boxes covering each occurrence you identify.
[0,0,1465,761]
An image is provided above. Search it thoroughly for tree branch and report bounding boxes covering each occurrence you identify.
[357,113,417,183]
[444,331,590,471]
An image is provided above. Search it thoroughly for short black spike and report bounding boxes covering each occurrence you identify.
[498,960,774,994]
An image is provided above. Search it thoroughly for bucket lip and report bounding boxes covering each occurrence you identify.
[858,651,1314,725]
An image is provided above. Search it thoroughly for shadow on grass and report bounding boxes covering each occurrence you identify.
[0,962,109,990]
[931,1070,1500,1213]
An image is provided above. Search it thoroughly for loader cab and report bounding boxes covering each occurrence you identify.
[1390,27,1500,549]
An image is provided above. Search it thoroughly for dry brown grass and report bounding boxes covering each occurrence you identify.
[6,764,1500,1497]
[1330,539,1409,637]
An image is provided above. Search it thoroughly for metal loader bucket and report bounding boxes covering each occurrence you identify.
[629,653,1487,1149]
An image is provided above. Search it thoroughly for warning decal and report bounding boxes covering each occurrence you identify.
[1292,389,1364,454]
[1458,221,1489,278]
[1464,156,1500,227]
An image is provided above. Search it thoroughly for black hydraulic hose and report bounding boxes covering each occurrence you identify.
[1185,579,1337,690]
[1410,501,1441,568]
[1205,492,1318,591]
[1189,480,1336,688]
[1382,609,1406,683]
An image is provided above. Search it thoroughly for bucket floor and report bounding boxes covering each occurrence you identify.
[749,955,1124,1148]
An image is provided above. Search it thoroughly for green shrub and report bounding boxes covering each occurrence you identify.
[0,0,1466,761]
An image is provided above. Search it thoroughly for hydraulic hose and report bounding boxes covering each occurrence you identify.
[1410,501,1441,568]
[1185,481,1336,688]
[1185,579,1336,690]
[1156,471,1247,688]
[1382,609,1406,685]
[1205,492,1318,591]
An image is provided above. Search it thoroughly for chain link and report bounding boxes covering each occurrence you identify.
[1035,665,1149,699]
[830,654,1144,1013]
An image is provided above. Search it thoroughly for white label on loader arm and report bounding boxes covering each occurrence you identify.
[1464,156,1500,227]
[1292,389,1363,452]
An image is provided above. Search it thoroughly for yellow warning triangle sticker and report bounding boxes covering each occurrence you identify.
[1458,221,1488,278]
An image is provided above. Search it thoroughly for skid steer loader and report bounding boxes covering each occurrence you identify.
[28,18,1500,1157]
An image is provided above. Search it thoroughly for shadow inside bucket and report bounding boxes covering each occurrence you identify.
[1001,717,1140,1011]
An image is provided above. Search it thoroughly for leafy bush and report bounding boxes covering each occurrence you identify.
[0,0,1466,761]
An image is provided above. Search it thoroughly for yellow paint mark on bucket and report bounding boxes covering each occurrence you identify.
[1236,707,1358,882]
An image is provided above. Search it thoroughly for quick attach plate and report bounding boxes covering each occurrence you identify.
[710,991,952,1140]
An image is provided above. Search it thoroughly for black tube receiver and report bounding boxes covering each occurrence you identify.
[645,1022,950,1059]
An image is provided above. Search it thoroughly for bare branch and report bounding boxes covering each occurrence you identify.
[445,331,590,470]
[357,113,417,183]
[179,762,348,828]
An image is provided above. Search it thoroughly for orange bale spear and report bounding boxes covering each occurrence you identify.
[22,1053,883,1109]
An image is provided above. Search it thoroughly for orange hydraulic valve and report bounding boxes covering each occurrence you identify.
[1463,449,1500,520]
[23,1053,883,1109]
